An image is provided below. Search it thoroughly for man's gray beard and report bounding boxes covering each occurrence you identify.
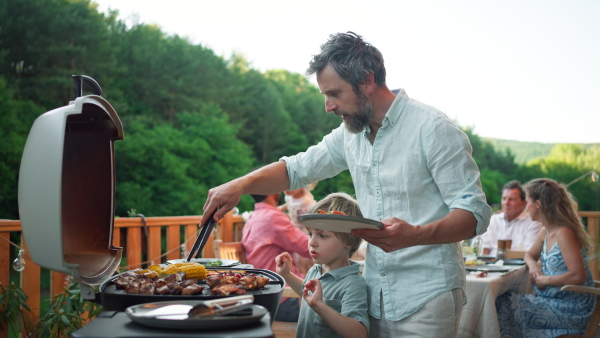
[344,92,372,134]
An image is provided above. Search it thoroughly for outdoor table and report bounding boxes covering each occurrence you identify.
[459,265,532,338]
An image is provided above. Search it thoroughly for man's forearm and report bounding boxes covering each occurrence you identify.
[416,209,477,245]
[353,208,479,252]
[241,161,290,195]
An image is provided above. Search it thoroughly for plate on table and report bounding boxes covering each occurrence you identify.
[477,255,496,262]
[126,301,268,330]
[298,214,384,233]
[466,265,511,272]
[502,259,525,265]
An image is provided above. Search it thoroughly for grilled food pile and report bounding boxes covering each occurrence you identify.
[114,263,208,296]
[113,263,270,296]
[206,270,270,296]
[317,209,347,215]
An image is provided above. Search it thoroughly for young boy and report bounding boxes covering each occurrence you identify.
[275,192,369,338]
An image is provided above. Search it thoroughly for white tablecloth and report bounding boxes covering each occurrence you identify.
[459,265,532,338]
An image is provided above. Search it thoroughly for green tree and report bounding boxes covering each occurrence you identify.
[0,0,119,108]
[524,144,600,211]
[222,56,303,163]
[115,105,255,216]
[0,77,44,218]
[463,126,517,177]
[479,169,507,207]
[461,126,519,205]
[265,70,341,150]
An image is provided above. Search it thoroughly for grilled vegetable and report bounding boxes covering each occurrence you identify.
[205,259,223,267]
[147,264,163,272]
[162,262,207,280]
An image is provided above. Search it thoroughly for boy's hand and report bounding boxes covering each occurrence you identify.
[303,279,323,308]
[275,252,293,276]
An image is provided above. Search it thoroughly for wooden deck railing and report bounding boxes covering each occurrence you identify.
[0,211,244,338]
[1,211,599,337]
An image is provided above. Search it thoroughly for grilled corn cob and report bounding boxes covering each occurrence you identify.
[147,264,163,272]
[162,262,207,280]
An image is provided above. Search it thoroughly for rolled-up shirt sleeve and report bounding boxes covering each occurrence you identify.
[281,126,348,191]
[424,115,492,235]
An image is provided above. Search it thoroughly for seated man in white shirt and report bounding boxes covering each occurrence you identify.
[481,180,542,256]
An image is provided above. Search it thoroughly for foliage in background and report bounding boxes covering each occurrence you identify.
[521,144,600,211]
[0,77,45,219]
[31,280,103,337]
[0,282,32,337]
[485,137,600,165]
[0,0,598,220]
[115,107,256,215]
[462,127,519,206]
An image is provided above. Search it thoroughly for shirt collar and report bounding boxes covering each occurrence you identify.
[384,88,409,128]
[502,209,529,222]
[317,261,361,281]
[362,88,409,136]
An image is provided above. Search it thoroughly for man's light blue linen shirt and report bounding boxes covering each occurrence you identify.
[281,89,492,321]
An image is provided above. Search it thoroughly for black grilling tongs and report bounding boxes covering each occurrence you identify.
[186,207,219,262]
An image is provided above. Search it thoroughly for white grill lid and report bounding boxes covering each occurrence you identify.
[18,94,124,296]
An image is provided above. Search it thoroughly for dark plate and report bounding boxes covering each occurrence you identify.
[477,255,496,262]
[298,214,384,233]
[466,265,510,272]
[502,259,525,265]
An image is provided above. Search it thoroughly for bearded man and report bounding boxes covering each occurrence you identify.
[202,32,492,337]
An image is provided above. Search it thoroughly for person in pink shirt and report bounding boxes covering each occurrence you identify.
[278,181,319,275]
[242,190,311,321]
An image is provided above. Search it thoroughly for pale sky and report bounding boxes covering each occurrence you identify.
[93,0,600,144]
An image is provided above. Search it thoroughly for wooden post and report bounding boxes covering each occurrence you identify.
[147,226,161,265]
[126,227,142,270]
[50,271,68,296]
[166,225,180,261]
[0,232,10,285]
[20,240,40,332]
[201,236,215,259]
[221,211,234,243]
[185,224,198,258]
[0,233,10,338]
[112,227,121,248]
[588,215,599,280]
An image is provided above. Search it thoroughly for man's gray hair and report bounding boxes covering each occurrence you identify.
[306,32,386,91]
[503,180,526,201]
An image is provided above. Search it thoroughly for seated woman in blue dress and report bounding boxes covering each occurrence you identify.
[496,178,596,338]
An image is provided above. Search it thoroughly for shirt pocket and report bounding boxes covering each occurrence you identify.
[313,298,342,326]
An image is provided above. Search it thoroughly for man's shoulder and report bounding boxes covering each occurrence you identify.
[519,214,542,229]
[489,212,505,224]
[394,90,447,121]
